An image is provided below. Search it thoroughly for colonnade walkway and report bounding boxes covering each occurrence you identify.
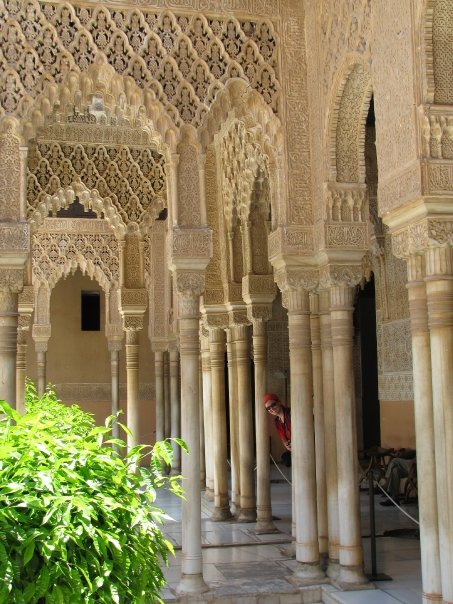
[157,466,421,603]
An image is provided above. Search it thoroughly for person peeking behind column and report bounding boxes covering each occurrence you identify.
[263,393,291,452]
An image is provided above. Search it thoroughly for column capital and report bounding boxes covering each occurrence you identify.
[0,268,26,294]
[282,287,310,313]
[169,226,212,272]
[319,264,362,290]
[119,288,147,331]
[32,323,51,352]
[275,266,319,295]
[425,245,453,279]
[329,284,356,309]
[174,270,206,319]
[242,274,276,305]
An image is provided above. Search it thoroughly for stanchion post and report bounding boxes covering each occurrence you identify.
[366,465,392,582]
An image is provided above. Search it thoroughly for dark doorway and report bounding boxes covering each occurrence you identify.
[355,276,380,449]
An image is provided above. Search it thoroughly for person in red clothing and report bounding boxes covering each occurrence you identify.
[263,392,291,451]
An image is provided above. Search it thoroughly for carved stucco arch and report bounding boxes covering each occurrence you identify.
[201,79,282,225]
[327,56,373,184]
[1,3,280,140]
[32,221,120,292]
[28,181,127,239]
[1,54,179,153]
[423,0,453,104]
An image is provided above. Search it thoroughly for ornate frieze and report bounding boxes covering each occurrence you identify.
[423,161,453,194]
[268,226,314,268]
[0,268,25,293]
[280,0,312,225]
[242,273,276,298]
[1,2,280,127]
[27,139,167,229]
[32,227,119,290]
[0,123,21,222]
[0,221,28,250]
[171,227,212,260]
[378,163,423,216]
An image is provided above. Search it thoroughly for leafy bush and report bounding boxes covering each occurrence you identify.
[0,382,186,603]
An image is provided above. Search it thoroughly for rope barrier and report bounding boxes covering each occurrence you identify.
[269,453,292,486]
[373,479,419,526]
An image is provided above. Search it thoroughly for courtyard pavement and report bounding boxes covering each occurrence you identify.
[156,465,421,603]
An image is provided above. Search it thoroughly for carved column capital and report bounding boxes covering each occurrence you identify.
[318,264,363,290]
[0,268,25,294]
[32,323,51,353]
[275,266,319,295]
[170,227,212,271]
[119,288,147,332]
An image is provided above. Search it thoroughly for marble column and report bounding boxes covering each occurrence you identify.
[16,287,33,413]
[406,254,441,603]
[285,288,323,582]
[0,289,18,407]
[199,355,206,485]
[252,318,277,533]
[209,327,231,520]
[226,328,240,515]
[176,283,208,595]
[330,284,366,586]
[108,340,121,440]
[32,323,51,398]
[310,293,328,561]
[164,351,171,439]
[425,246,453,602]
[232,324,256,522]
[16,329,27,413]
[201,331,214,498]
[125,329,140,450]
[319,290,340,579]
[169,347,181,473]
[154,350,165,442]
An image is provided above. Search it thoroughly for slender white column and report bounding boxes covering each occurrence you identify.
[406,255,441,603]
[285,288,323,581]
[16,331,27,413]
[164,351,171,439]
[177,289,208,595]
[319,290,340,579]
[330,284,367,586]
[226,328,240,516]
[32,321,51,398]
[199,354,206,485]
[125,329,140,450]
[253,318,277,533]
[232,324,256,522]
[36,350,47,397]
[155,350,165,442]
[0,289,18,407]
[209,327,231,520]
[109,343,121,439]
[170,348,181,473]
[310,293,328,560]
[425,246,453,603]
[201,332,214,498]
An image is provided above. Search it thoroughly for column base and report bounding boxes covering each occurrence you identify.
[280,541,296,558]
[236,508,257,522]
[177,573,209,595]
[326,559,340,580]
[211,506,233,521]
[203,488,214,502]
[291,562,326,584]
[255,519,280,534]
[334,565,370,589]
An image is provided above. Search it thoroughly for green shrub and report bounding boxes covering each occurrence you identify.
[0,382,186,603]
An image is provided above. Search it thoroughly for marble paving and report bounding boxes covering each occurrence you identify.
[157,466,421,603]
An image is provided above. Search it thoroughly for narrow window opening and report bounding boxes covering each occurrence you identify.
[81,291,100,331]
